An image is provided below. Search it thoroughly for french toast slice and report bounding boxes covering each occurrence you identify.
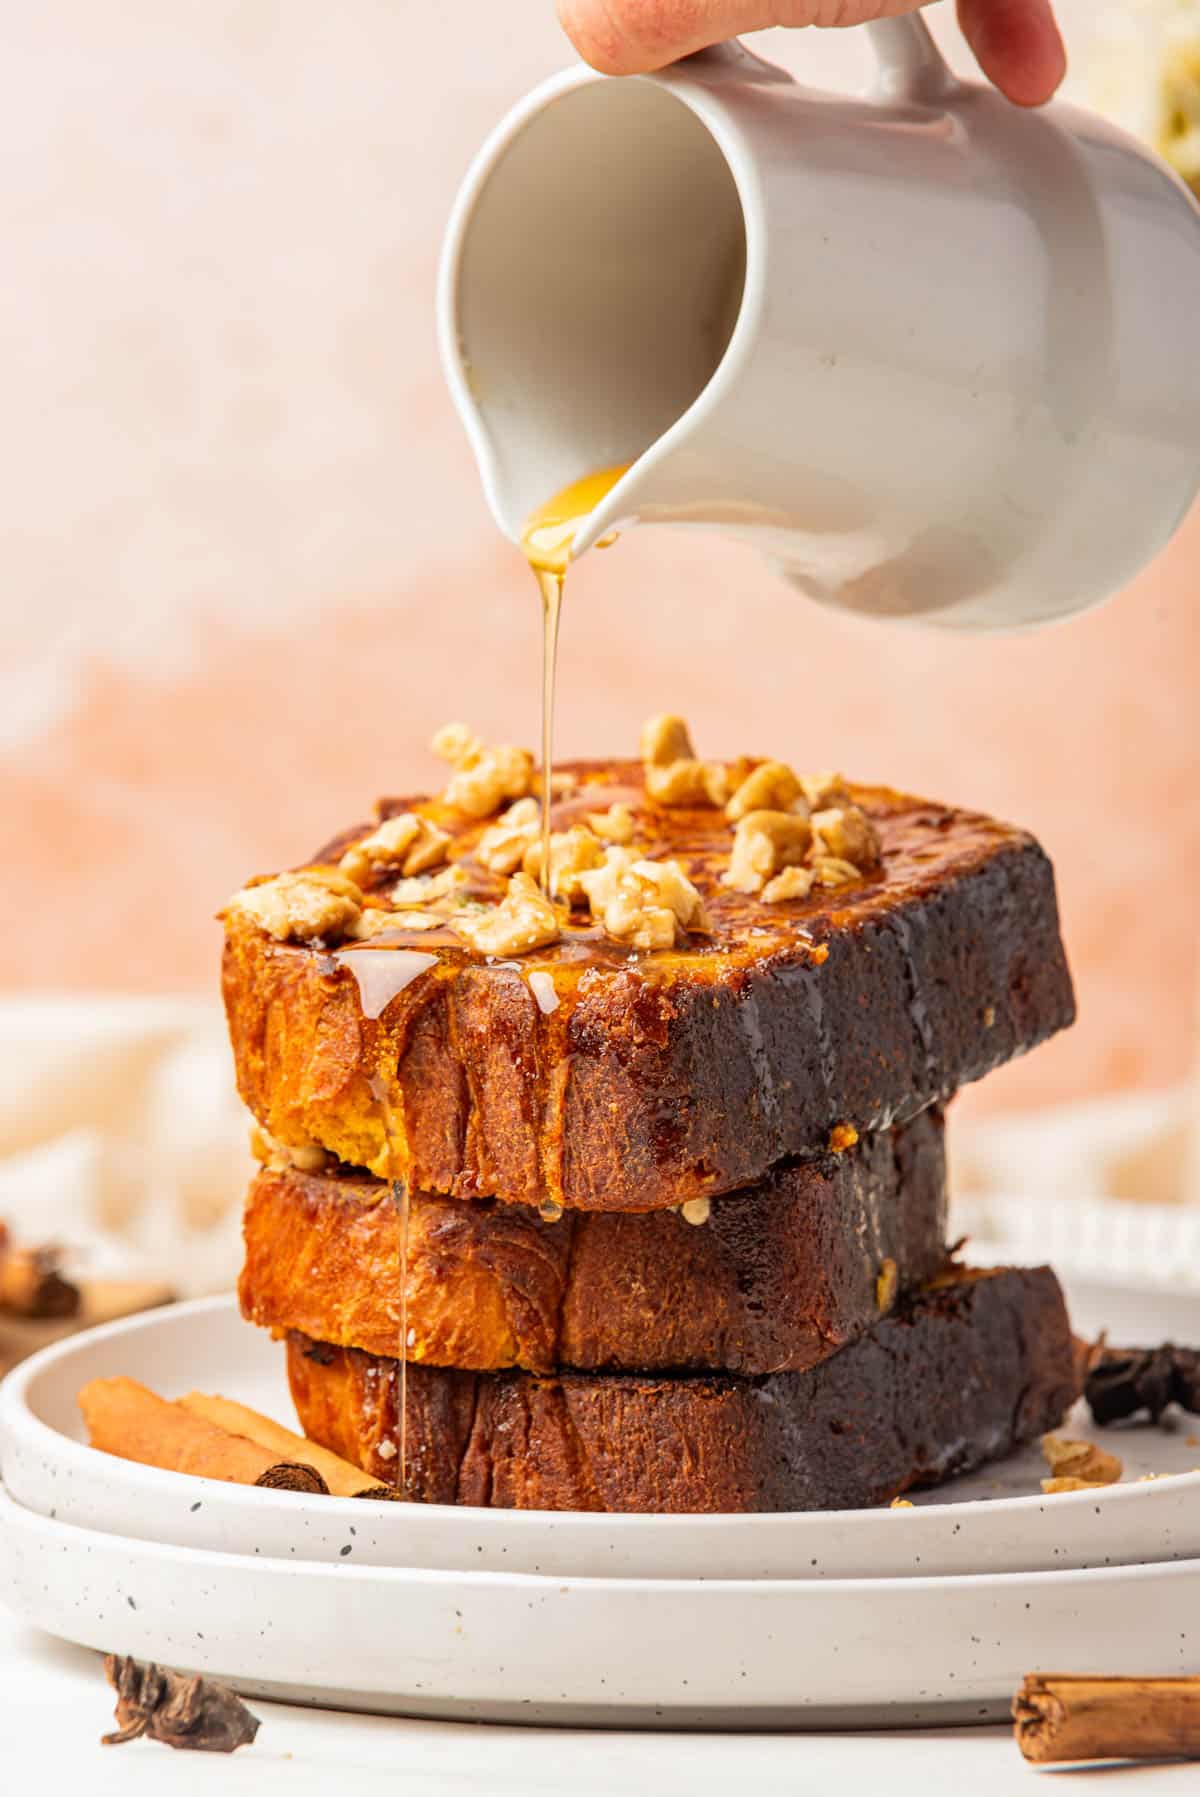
[285,1265,1079,1513]
[240,1110,946,1375]
[222,761,1074,1212]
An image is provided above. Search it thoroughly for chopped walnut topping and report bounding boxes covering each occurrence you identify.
[587,802,637,844]
[391,864,469,908]
[1041,1435,1123,1486]
[432,723,534,819]
[339,813,451,886]
[889,1497,914,1509]
[348,907,402,939]
[811,804,882,868]
[451,872,560,956]
[430,721,481,766]
[226,870,363,943]
[811,856,864,889]
[726,761,807,823]
[476,798,541,874]
[875,1256,898,1312]
[680,1196,711,1226]
[722,810,813,894]
[800,770,852,811]
[762,865,815,905]
[646,758,729,806]
[578,848,709,950]
[523,824,606,902]
[641,714,695,766]
[640,713,729,808]
[362,909,441,933]
[1042,1475,1111,1494]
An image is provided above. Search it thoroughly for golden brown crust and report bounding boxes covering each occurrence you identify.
[286,1266,1080,1512]
[222,761,1075,1211]
[239,1111,947,1374]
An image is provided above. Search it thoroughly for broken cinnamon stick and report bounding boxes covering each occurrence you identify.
[1014,1675,1200,1764]
[0,1245,80,1319]
[79,1378,327,1492]
[178,1391,386,1497]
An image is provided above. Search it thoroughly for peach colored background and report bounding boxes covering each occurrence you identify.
[1,1,1197,1127]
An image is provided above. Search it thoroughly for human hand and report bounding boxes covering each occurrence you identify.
[556,1,1066,107]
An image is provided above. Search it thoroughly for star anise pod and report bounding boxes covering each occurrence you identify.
[1085,1344,1200,1427]
[102,1655,260,1752]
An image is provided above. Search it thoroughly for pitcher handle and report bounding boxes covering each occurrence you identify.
[866,14,956,100]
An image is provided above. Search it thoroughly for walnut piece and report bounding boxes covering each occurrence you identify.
[339,813,451,885]
[811,804,882,868]
[587,802,637,844]
[722,810,813,894]
[800,770,852,811]
[726,761,807,823]
[762,865,815,905]
[640,713,728,808]
[811,856,863,888]
[432,722,534,819]
[578,848,709,950]
[477,797,541,874]
[523,824,606,902]
[430,721,480,765]
[352,908,441,934]
[451,872,561,956]
[391,863,469,908]
[1041,1435,1123,1486]
[226,870,363,943]
[640,714,695,766]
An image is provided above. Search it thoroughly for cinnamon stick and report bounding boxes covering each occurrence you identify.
[1014,1675,1200,1764]
[78,1378,328,1492]
[177,1391,386,1497]
[0,1245,80,1319]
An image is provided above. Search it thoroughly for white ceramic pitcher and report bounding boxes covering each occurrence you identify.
[438,19,1200,630]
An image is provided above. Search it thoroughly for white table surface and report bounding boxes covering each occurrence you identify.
[3,1606,1197,1796]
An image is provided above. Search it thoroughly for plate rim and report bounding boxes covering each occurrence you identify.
[4,1484,1199,1594]
[4,1291,1198,1537]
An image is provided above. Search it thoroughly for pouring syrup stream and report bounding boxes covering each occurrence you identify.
[520,465,628,893]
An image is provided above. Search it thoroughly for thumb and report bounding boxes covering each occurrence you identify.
[556,1,903,76]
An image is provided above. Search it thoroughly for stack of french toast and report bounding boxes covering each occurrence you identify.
[221,717,1082,1512]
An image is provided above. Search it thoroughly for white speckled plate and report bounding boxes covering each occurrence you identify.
[2,1296,1199,1581]
[2,1491,1198,1728]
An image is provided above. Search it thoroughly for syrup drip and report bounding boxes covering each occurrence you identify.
[367,1072,410,1496]
[334,947,438,1020]
[520,465,629,896]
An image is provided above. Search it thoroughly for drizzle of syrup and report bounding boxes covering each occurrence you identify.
[520,465,629,895]
[367,1072,410,1497]
[330,947,435,1456]
[334,946,438,1020]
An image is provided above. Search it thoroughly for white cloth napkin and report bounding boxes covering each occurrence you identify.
[0,996,250,1297]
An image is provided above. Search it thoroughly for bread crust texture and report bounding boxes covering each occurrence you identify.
[286,1265,1080,1512]
[223,765,1075,1212]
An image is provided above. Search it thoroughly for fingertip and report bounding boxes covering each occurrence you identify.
[958,0,1068,108]
[556,1,637,75]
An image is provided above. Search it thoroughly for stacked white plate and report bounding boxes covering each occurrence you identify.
[1,1294,1198,1727]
